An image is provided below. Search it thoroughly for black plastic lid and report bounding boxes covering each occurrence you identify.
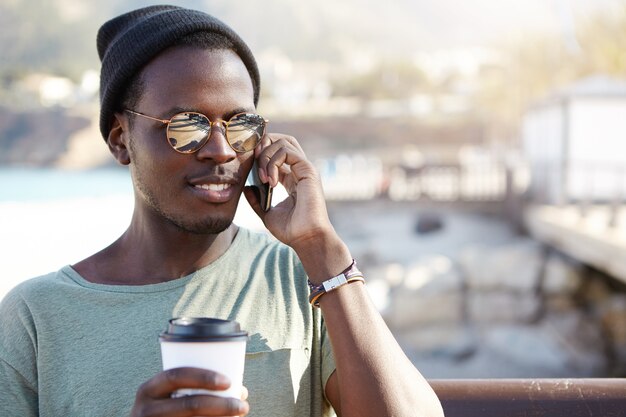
[159,317,248,342]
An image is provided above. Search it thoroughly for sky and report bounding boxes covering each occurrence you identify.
[52,0,626,53]
[382,0,625,50]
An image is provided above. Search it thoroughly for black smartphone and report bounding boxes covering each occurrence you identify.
[247,160,273,212]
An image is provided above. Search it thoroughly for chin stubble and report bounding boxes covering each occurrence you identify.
[129,138,234,235]
[141,183,234,234]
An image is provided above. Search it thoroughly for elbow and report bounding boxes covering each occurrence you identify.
[415,392,445,417]
[425,382,446,417]
[408,380,446,417]
[428,398,446,417]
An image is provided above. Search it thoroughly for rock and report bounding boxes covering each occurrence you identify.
[469,292,541,323]
[598,294,626,375]
[542,252,583,294]
[583,273,613,303]
[544,294,578,313]
[481,325,570,373]
[403,256,461,294]
[540,311,607,376]
[386,291,463,328]
[364,263,405,287]
[0,107,91,166]
[480,318,606,376]
[600,295,626,346]
[460,239,543,292]
[414,212,444,235]
[385,257,464,327]
[411,346,560,378]
[396,324,475,357]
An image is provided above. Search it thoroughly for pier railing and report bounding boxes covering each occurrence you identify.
[430,378,626,417]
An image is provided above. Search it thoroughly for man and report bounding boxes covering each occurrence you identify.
[0,5,443,417]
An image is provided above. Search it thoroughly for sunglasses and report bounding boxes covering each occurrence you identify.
[124,109,268,154]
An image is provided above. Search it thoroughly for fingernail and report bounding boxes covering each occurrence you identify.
[216,374,231,386]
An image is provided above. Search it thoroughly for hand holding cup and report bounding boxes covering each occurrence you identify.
[159,318,248,399]
[129,367,249,416]
[130,317,249,416]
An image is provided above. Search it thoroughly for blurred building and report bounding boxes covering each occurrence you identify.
[522,75,626,204]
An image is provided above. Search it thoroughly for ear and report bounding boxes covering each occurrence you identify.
[107,112,131,165]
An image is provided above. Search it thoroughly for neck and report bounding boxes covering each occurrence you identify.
[74,210,239,285]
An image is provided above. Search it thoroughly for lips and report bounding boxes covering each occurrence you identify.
[188,175,239,203]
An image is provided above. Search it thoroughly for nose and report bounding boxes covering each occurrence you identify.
[195,121,237,163]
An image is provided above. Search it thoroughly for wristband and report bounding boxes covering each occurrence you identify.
[308,259,365,307]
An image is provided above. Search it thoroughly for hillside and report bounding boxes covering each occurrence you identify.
[0,0,447,81]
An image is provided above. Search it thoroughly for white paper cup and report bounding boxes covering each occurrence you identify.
[159,317,248,399]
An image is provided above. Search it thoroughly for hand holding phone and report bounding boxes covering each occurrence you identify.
[247,160,273,212]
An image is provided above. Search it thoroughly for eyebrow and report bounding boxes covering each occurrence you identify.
[166,106,255,120]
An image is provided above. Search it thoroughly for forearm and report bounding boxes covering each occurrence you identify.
[321,284,442,417]
[293,234,444,417]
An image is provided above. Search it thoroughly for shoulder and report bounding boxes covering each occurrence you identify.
[234,228,306,279]
[236,228,301,260]
[0,273,64,390]
[0,272,62,359]
[236,227,281,249]
[1,268,73,312]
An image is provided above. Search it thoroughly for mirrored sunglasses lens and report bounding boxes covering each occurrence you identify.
[167,113,210,153]
[227,114,265,152]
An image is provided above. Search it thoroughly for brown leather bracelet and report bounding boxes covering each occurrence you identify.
[307,260,365,307]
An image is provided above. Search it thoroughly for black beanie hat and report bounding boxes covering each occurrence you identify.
[97,5,260,141]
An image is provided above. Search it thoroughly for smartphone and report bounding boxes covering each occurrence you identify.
[247,160,273,212]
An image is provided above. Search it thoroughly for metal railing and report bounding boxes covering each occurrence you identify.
[431,378,626,417]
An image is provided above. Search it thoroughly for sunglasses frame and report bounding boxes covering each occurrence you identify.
[124,109,268,154]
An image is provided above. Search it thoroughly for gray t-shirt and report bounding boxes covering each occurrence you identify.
[0,228,336,417]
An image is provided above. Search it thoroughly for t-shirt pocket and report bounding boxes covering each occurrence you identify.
[243,336,312,417]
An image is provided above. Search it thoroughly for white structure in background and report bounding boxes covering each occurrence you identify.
[17,70,100,108]
[316,154,384,200]
[458,146,507,201]
[522,75,626,203]
[388,145,508,202]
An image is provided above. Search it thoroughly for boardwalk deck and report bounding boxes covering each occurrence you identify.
[524,204,626,284]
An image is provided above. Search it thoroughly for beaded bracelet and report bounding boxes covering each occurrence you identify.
[307,259,365,307]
